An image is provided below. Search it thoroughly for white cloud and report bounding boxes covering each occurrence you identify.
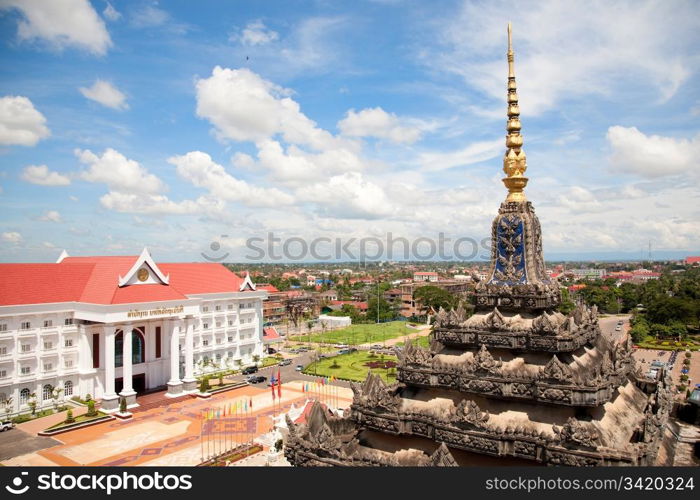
[21,165,70,186]
[233,20,279,46]
[254,140,366,186]
[0,0,112,55]
[42,241,55,248]
[76,148,163,194]
[195,66,345,150]
[1,231,22,244]
[103,2,121,21]
[38,210,62,222]
[79,79,128,110]
[607,126,700,178]
[297,172,396,219]
[99,191,223,215]
[129,4,169,28]
[0,96,50,146]
[338,107,422,144]
[168,151,294,207]
[425,0,700,115]
[417,138,502,171]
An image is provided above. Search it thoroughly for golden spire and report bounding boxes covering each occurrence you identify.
[502,22,528,203]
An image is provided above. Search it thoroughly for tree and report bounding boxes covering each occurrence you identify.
[119,397,127,414]
[51,386,63,411]
[27,393,37,416]
[367,295,393,322]
[86,399,97,417]
[252,354,260,365]
[65,409,75,424]
[413,286,460,316]
[2,396,13,419]
[558,288,576,315]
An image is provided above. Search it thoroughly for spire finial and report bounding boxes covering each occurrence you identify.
[502,22,528,203]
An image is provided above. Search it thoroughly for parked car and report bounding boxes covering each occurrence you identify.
[0,421,15,432]
[615,326,621,331]
[336,344,349,349]
[242,365,258,375]
[278,359,292,366]
[266,347,277,354]
[338,347,358,355]
[295,364,304,371]
[247,375,267,384]
[371,344,383,349]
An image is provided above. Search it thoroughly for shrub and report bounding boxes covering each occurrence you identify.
[65,409,75,424]
[199,377,210,393]
[218,375,224,386]
[683,358,691,366]
[686,352,692,359]
[680,374,689,382]
[85,394,92,402]
[330,360,340,369]
[86,400,97,417]
[119,397,127,413]
[274,439,283,452]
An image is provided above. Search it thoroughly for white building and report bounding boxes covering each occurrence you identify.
[413,272,438,282]
[0,248,267,415]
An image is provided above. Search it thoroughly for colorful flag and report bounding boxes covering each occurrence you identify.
[271,381,276,400]
[249,397,253,409]
[277,368,282,398]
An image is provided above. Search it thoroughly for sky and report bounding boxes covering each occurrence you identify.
[0,0,699,264]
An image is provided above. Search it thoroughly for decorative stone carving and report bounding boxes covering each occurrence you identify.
[472,344,502,374]
[428,443,458,467]
[540,355,573,383]
[552,417,599,448]
[452,399,489,427]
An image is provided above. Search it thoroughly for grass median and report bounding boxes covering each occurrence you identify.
[303,350,399,383]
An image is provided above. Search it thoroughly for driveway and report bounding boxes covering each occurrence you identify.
[0,427,60,462]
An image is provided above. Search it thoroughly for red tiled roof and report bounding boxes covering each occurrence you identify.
[0,256,245,306]
[330,300,368,311]
[257,284,280,293]
[686,256,700,264]
[263,327,281,340]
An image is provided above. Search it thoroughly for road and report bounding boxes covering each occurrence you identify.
[599,314,630,344]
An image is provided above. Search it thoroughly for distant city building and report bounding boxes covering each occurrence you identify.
[685,256,700,266]
[570,268,606,280]
[413,271,438,282]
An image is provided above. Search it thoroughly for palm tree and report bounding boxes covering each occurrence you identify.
[2,396,12,419]
[306,320,314,347]
[51,387,63,411]
[252,354,260,366]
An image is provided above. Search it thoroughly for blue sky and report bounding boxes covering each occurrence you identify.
[0,0,699,263]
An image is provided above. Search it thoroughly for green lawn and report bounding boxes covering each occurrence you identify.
[46,411,108,430]
[396,335,430,348]
[303,351,399,383]
[302,321,414,345]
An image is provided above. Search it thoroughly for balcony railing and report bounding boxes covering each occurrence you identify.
[18,328,39,337]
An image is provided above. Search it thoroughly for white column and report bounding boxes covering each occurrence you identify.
[182,319,196,392]
[102,325,119,411]
[120,325,136,406]
[166,320,183,396]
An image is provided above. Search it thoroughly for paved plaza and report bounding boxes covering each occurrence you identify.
[1,381,353,467]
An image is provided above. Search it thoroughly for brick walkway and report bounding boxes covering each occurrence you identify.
[1,382,353,467]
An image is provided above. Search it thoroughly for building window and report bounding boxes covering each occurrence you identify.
[43,320,53,328]
[0,370,6,379]
[21,344,31,353]
[115,330,145,367]
[155,326,162,358]
[43,384,52,400]
[20,388,30,405]
[227,351,233,358]
[0,346,6,355]
[0,324,6,332]
[227,336,233,342]
[92,333,100,368]
[203,323,209,329]
[65,359,73,368]
[203,339,209,347]
[64,380,73,396]
[64,339,73,347]
[202,306,209,312]
[20,321,31,330]
[227,304,233,310]
[43,341,53,350]
[43,363,53,372]
[20,366,30,375]
[64,318,74,325]
[216,353,222,360]
[215,305,221,311]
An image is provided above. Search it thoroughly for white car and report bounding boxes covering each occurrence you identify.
[0,421,15,432]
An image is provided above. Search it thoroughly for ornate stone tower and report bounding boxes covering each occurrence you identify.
[284,25,673,467]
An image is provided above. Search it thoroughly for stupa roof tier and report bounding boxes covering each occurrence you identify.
[396,336,638,407]
[432,303,599,353]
